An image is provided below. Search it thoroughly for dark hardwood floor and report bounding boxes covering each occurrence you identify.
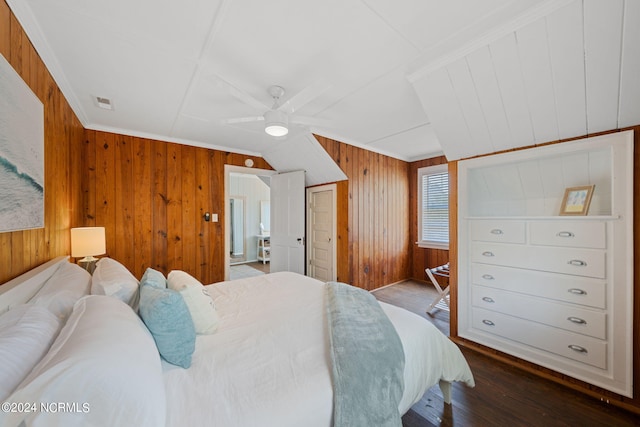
[372,281,639,427]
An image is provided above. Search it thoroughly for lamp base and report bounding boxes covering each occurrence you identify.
[78,256,99,274]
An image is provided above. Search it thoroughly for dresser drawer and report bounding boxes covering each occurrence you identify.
[471,243,605,279]
[471,286,606,339]
[471,307,607,369]
[529,221,606,249]
[470,220,526,244]
[471,264,606,309]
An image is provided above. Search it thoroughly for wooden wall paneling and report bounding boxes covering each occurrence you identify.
[152,141,168,272]
[0,1,9,54]
[52,75,70,258]
[82,131,97,226]
[0,0,83,284]
[336,180,349,283]
[315,135,411,290]
[356,146,364,287]
[115,135,135,269]
[42,51,58,261]
[194,148,210,282]
[180,145,197,277]
[209,151,225,284]
[388,157,397,283]
[166,143,183,272]
[132,137,152,278]
[363,149,371,289]
[381,153,389,282]
[27,43,41,267]
[95,132,116,258]
[9,13,21,73]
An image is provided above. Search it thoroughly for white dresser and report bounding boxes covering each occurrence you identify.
[457,131,634,397]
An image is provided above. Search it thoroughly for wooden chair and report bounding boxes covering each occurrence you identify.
[425,263,450,315]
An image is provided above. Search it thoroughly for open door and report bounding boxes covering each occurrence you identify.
[270,170,305,274]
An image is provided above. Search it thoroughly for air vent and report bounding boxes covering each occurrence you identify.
[95,96,114,110]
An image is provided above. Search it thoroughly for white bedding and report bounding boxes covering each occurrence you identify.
[162,272,474,427]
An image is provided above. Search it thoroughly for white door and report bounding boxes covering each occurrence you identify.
[270,170,305,274]
[307,185,336,281]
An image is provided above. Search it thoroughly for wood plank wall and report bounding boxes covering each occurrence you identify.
[408,155,450,281]
[316,135,411,290]
[0,0,84,284]
[80,130,272,284]
[450,125,640,413]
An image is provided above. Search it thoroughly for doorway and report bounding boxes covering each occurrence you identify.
[224,166,276,280]
[306,184,337,281]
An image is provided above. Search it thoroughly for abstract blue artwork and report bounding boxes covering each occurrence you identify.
[0,53,44,232]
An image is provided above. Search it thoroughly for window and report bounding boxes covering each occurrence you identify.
[417,164,449,249]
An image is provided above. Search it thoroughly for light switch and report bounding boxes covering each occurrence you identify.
[212,213,218,222]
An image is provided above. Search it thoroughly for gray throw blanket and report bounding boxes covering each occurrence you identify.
[326,282,405,427]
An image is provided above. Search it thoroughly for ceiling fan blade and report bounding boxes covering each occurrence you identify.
[290,115,330,128]
[279,80,331,115]
[210,74,267,111]
[220,116,264,125]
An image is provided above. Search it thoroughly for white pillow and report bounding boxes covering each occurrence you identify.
[0,305,60,401]
[2,296,166,427]
[167,270,219,334]
[91,258,139,308]
[29,261,91,321]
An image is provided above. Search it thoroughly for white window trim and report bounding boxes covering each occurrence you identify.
[417,164,449,250]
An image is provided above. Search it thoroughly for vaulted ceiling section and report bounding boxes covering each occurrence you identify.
[7,0,640,172]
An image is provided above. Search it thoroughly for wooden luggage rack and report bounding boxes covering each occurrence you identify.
[425,263,450,315]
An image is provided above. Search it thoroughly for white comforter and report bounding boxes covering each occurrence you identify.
[162,272,474,427]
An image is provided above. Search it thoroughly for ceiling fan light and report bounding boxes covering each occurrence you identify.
[264,109,288,137]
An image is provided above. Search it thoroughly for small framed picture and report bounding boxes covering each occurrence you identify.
[560,185,595,216]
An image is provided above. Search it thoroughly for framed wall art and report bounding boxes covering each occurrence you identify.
[559,185,595,216]
[0,53,44,232]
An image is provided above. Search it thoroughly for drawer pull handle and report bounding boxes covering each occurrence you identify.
[482,251,495,257]
[567,259,587,267]
[482,297,495,303]
[567,316,587,325]
[557,231,575,238]
[567,288,587,295]
[482,274,495,280]
[482,320,495,326]
[568,344,588,354]
[490,229,503,235]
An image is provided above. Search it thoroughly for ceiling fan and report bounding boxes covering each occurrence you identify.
[220,82,330,138]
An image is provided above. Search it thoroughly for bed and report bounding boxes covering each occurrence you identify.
[0,256,474,427]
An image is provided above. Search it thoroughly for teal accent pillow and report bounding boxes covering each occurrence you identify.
[140,268,167,289]
[138,285,195,368]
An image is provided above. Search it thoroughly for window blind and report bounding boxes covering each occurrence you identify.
[420,170,449,245]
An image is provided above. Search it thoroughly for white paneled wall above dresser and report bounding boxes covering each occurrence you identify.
[457,131,634,397]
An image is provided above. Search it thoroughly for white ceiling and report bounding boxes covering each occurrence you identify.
[7,0,640,171]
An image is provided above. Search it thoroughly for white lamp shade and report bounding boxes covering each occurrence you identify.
[264,109,288,136]
[71,227,106,258]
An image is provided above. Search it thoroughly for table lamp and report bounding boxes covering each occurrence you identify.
[71,227,106,273]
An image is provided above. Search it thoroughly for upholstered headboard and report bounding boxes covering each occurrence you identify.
[0,256,69,314]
